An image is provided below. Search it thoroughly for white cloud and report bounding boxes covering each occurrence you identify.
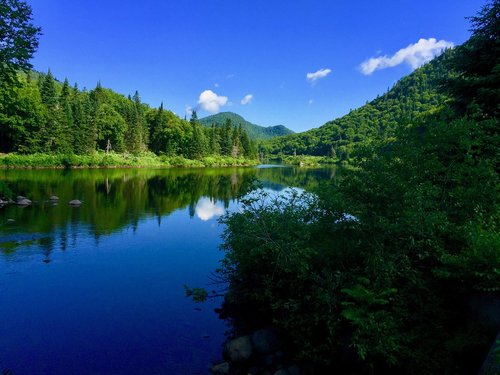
[214,83,219,88]
[360,38,453,75]
[241,94,253,105]
[195,198,225,221]
[306,68,332,84]
[308,99,314,105]
[185,106,193,116]
[197,90,228,114]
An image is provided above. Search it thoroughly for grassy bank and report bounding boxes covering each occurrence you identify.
[0,152,259,169]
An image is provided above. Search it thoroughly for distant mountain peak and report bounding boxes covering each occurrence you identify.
[199,112,294,140]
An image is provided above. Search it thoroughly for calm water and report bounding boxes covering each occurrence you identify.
[0,166,335,375]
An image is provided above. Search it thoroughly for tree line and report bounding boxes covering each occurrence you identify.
[0,70,257,159]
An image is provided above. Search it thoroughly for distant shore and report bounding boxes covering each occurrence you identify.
[0,152,259,169]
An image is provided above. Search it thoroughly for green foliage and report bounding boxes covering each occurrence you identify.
[0,0,41,80]
[263,50,453,160]
[0,152,258,168]
[217,3,499,373]
[0,70,257,162]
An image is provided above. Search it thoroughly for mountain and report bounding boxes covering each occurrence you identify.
[263,50,454,159]
[199,112,294,140]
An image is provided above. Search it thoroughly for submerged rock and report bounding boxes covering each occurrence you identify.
[224,335,253,363]
[69,200,82,206]
[49,195,59,201]
[252,329,279,354]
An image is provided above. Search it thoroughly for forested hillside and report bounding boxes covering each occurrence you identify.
[217,2,500,374]
[0,71,257,160]
[199,111,294,140]
[263,50,454,159]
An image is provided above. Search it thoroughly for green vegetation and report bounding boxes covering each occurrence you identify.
[216,2,500,374]
[0,3,258,167]
[199,111,294,140]
[0,70,259,166]
[262,50,453,161]
[0,0,41,82]
[0,152,257,168]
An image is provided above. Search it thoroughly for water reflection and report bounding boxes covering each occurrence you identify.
[0,165,335,375]
[195,198,226,221]
[0,166,336,258]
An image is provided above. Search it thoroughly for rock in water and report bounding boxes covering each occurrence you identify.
[49,196,59,201]
[224,336,253,363]
[252,329,278,354]
[69,200,82,206]
[16,198,32,206]
[211,362,230,374]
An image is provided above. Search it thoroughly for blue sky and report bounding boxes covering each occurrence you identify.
[29,0,484,132]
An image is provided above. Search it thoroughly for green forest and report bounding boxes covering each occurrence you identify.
[0,70,258,165]
[261,51,453,160]
[216,2,500,374]
[0,3,258,168]
[1,0,499,374]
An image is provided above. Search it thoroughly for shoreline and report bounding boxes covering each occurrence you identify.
[0,153,259,170]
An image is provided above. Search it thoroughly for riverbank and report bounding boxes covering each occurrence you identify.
[0,152,259,169]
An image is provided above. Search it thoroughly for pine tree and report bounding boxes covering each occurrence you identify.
[208,124,221,155]
[220,118,233,155]
[231,125,240,157]
[39,69,67,152]
[189,111,207,159]
[59,78,74,151]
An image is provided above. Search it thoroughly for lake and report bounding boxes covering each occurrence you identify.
[0,166,336,375]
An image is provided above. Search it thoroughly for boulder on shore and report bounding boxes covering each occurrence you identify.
[224,335,253,363]
[252,329,279,354]
[69,200,82,206]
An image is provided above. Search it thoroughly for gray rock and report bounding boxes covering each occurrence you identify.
[16,198,32,206]
[16,196,26,201]
[252,329,278,354]
[69,200,82,206]
[224,335,253,363]
[49,195,59,201]
[0,199,8,205]
[211,361,230,375]
[7,219,15,223]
